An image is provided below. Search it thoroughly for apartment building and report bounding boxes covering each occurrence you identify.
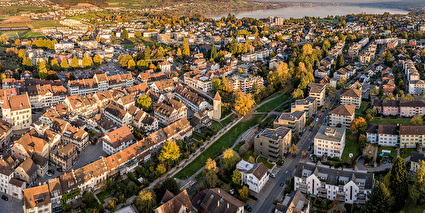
[62,125,89,151]
[102,126,135,155]
[183,71,212,92]
[226,73,264,93]
[23,184,52,213]
[294,162,374,204]
[314,126,346,158]
[291,97,317,119]
[104,103,133,126]
[274,111,306,136]
[329,104,356,129]
[133,110,159,133]
[308,83,326,107]
[254,127,292,161]
[2,93,32,131]
[49,143,78,171]
[399,125,425,148]
[154,97,187,126]
[404,60,425,95]
[0,119,12,149]
[174,85,211,112]
[340,89,362,109]
[236,160,270,193]
[275,190,310,213]
[27,84,68,109]
[372,99,425,117]
[365,124,399,146]
[67,74,134,95]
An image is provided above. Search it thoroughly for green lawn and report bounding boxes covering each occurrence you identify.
[355,101,370,117]
[275,101,291,112]
[221,114,237,127]
[233,141,245,152]
[341,131,361,163]
[371,118,411,125]
[259,115,277,129]
[378,146,397,159]
[174,114,264,179]
[400,148,416,159]
[31,20,61,29]
[19,31,45,39]
[401,197,425,213]
[210,120,222,133]
[257,156,274,169]
[262,91,283,102]
[96,190,111,204]
[256,93,290,112]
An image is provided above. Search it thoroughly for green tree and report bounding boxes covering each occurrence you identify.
[122,28,129,39]
[366,114,373,123]
[71,56,79,68]
[205,158,219,188]
[183,38,190,56]
[232,169,241,185]
[158,141,180,165]
[60,59,69,69]
[389,157,408,211]
[410,161,425,205]
[157,178,180,200]
[134,189,157,213]
[364,181,392,213]
[136,95,152,111]
[336,54,345,69]
[210,45,217,60]
[37,60,48,79]
[411,114,423,125]
[144,46,151,60]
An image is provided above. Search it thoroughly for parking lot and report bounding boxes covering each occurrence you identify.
[70,141,107,170]
[0,191,24,213]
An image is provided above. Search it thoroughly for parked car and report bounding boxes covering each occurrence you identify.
[1,195,8,201]
[279,183,284,187]
[269,173,276,178]
[245,205,252,212]
[56,168,63,172]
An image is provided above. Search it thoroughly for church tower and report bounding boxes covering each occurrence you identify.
[213,92,221,120]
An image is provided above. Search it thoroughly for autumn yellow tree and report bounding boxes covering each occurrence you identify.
[18,49,26,59]
[350,117,367,133]
[93,55,103,65]
[232,169,241,185]
[134,189,157,213]
[71,56,79,68]
[183,38,190,56]
[61,59,69,69]
[234,91,255,116]
[238,186,249,202]
[158,141,180,165]
[50,59,60,70]
[289,144,298,156]
[221,148,240,171]
[22,57,33,67]
[205,158,218,187]
[411,115,423,125]
[156,164,166,175]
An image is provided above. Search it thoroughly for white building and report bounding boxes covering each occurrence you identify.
[314,126,346,158]
[236,160,270,193]
[294,163,374,205]
[102,126,135,155]
[2,93,32,131]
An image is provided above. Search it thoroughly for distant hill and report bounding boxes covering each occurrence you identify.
[50,0,108,7]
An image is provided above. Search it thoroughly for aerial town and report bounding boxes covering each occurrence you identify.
[0,0,425,213]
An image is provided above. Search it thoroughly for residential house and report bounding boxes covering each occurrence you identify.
[254,127,292,161]
[314,126,346,158]
[102,126,135,155]
[340,89,362,109]
[274,111,306,136]
[329,105,356,129]
[236,160,270,193]
[2,93,32,130]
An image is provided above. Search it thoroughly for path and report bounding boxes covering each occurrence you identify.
[356,156,411,172]
[253,92,288,111]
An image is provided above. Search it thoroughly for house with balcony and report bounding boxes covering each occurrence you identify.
[314,126,346,158]
[329,104,356,129]
[291,97,317,119]
[236,160,270,193]
[294,162,374,204]
[340,89,362,109]
[274,111,306,137]
[254,127,292,161]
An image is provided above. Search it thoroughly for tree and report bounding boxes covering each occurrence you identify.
[359,134,367,146]
[238,186,249,202]
[210,45,217,60]
[410,161,425,205]
[18,49,26,59]
[364,181,392,213]
[22,57,33,67]
[232,169,241,185]
[158,141,180,165]
[212,78,221,92]
[366,108,378,117]
[106,199,117,212]
[60,59,69,69]
[37,61,48,79]
[292,88,304,99]
[337,77,347,89]
[221,148,240,171]
[136,95,152,111]
[156,164,166,175]
[205,158,219,187]
[389,157,408,210]
[66,72,75,80]
[71,56,79,68]
[366,114,373,123]
[322,39,331,51]
[350,117,367,133]
[417,160,425,183]
[144,46,151,60]
[135,189,157,213]
[0,34,7,44]
[336,54,345,69]
[411,114,423,125]
[183,38,190,56]
[234,91,255,116]
[176,48,182,57]
[127,59,136,70]
[158,178,180,198]
[82,56,93,68]
[289,144,298,156]
[136,30,142,37]
[247,156,255,163]
[50,59,60,71]
[122,28,129,39]
[93,55,103,65]
[363,144,375,159]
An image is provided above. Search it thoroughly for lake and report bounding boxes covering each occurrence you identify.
[207,5,409,20]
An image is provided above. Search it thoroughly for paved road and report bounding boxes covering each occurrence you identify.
[0,191,24,213]
[70,141,107,171]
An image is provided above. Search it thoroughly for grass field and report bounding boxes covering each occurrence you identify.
[221,114,237,127]
[371,117,411,125]
[341,131,361,163]
[256,93,290,112]
[174,114,263,179]
[0,31,45,39]
[96,190,111,204]
[257,156,274,169]
[31,20,61,29]
[355,101,370,117]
